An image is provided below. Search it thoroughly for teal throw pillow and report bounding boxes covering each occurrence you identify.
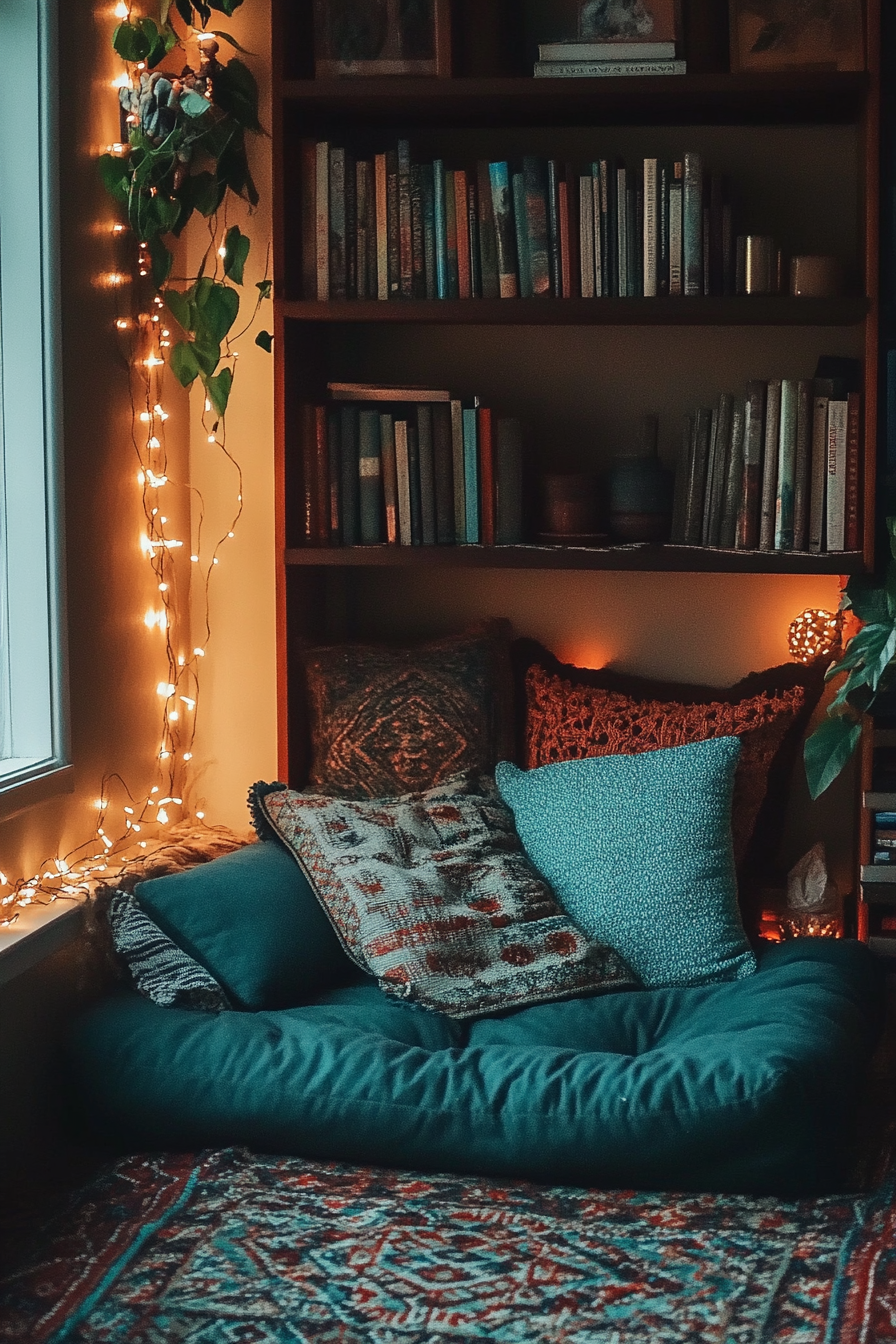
[496,737,757,989]
[135,840,356,1011]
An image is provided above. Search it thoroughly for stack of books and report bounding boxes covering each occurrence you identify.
[533,40,686,79]
[303,140,739,301]
[671,376,862,554]
[299,383,524,548]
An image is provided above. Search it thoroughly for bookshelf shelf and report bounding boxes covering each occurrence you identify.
[284,545,864,576]
[282,72,869,130]
[280,297,870,328]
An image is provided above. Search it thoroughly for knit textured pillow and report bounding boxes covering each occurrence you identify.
[250,774,638,1019]
[107,891,230,1013]
[300,623,514,799]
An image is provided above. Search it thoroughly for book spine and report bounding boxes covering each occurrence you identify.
[702,198,711,296]
[682,152,703,298]
[454,169,471,299]
[737,380,766,550]
[826,399,848,551]
[565,167,580,298]
[408,424,422,545]
[410,164,426,299]
[547,160,562,297]
[355,159,370,300]
[758,379,782,551]
[643,157,657,297]
[657,162,669,296]
[670,415,693,544]
[314,406,330,544]
[328,409,341,541]
[421,164,437,300]
[375,152,388,300]
[301,138,317,299]
[468,177,481,299]
[538,41,677,59]
[701,406,720,545]
[616,166,628,298]
[301,404,317,543]
[463,406,480,544]
[668,163,682,296]
[495,418,524,544]
[512,172,532,298]
[329,146,347,300]
[591,167,603,297]
[793,378,813,551]
[444,169,459,298]
[809,390,830,553]
[684,407,712,545]
[719,399,745,548]
[316,141,330,301]
[344,151,357,299]
[417,404,436,544]
[386,149,400,299]
[558,179,571,297]
[775,379,797,551]
[358,409,382,544]
[398,139,413,299]
[339,404,359,545]
[603,160,616,296]
[479,406,496,545]
[523,157,551,297]
[394,419,412,546]
[629,175,640,297]
[433,160,448,299]
[451,399,466,542]
[477,160,500,300]
[379,412,398,545]
[432,402,455,544]
[533,59,687,76]
[706,392,733,547]
[579,176,595,298]
[845,392,862,551]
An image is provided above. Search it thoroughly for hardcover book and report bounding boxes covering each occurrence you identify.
[682,152,703,298]
[489,162,519,299]
[451,399,466,542]
[513,172,533,298]
[379,413,398,545]
[775,379,797,551]
[408,424,423,544]
[444,169,459,298]
[793,379,813,551]
[340,403,359,545]
[826,399,849,551]
[314,406,330,545]
[375,152,388,301]
[386,148,400,299]
[643,157,658,297]
[454,169,471,299]
[719,399,746,549]
[580,176,595,298]
[477,160,500,299]
[845,392,862,551]
[758,379,782,551]
[398,140,413,299]
[668,161,683,296]
[358,409,382,544]
[547,160,562,297]
[463,406,480,543]
[478,406,496,546]
[316,141,330,302]
[533,59,686,76]
[737,380,766,550]
[523,157,551,297]
[394,419,413,546]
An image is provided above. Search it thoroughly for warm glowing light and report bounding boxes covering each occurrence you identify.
[191,554,199,562]
[196,811,205,820]
[788,609,842,665]
[115,318,131,330]
[148,436,161,449]
[114,1,129,16]
[144,608,168,630]
[158,582,168,592]
[124,807,134,815]
[205,399,212,411]
[228,531,235,538]
[102,272,127,288]
[95,798,108,810]
[147,470,167,487]
[183,752,192,761]
[180,696,196,710]
[111,71,131,89]
[194,648,205,657]
[218,247,227,258]
[144,355,164,368]
[169,710,179,721]
[154,404,168,420]
[0,873,7,887]
[207,434,217,443]
[157,682,176,698]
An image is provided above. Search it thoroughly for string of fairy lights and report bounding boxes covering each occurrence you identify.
[0,7,255,924]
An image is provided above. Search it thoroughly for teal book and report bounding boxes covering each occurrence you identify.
[358,409,382,544]
[512,172,533,298]
[682,151,703,297]
[522,156,551,296]
[416,404,437,544]
[488,162,519,298]
[408,423,423,545]
[445,169,460,299]
[463,406,480,544]
[339,404,359,545]
[775,378,797,551]
[433,160,448,299]
[477,160,500,299]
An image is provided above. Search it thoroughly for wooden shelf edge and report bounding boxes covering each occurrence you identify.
[278,297,870,327]
[284,544,865,575]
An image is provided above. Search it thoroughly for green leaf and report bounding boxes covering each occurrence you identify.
[205,366,233,416]
[112,18,153,62]
[181,89,213,118]
[170,340,201,387]
[148,235,173,287]
[183,170,226,219]
[98,153,131,206]
[208,0,245,14]
[256,279,272,299]
[843,574,891,624]
[192,276,239,343]
[804,715,862,800]
[216,132,259,206]
[192,331,221,377]
[255,329,273,352]
[211,56,261,132]
[164,287,192,331]
[208,28,251,52]
[223,225,250,283]
[888,516,896,562]
[175,0,195,24]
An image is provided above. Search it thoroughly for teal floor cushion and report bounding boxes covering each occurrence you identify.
[69,938,883,1195]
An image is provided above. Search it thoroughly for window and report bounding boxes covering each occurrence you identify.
[0,0,67,801]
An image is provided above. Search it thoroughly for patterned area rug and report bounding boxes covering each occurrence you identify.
[2,1147,896,1344]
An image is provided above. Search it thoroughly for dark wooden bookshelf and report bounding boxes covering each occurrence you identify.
[280,297,870,327]
[285,545,865,576]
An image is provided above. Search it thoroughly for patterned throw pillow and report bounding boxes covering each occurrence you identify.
[107,891,230,1013]
[250,775,638,1019]
[301,624,514,799]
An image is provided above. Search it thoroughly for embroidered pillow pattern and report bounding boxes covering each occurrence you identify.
[251,775,637,1019]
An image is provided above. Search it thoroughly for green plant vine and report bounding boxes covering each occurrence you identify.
[99,0,271,416]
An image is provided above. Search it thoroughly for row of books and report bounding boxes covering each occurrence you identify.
[302,139,741,303]
[533,39,686,79]
[671,378,862,553]
[299,383,524,547]
[873,808,896,864]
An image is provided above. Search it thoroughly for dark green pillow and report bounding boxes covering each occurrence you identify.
[135,841,357,1011]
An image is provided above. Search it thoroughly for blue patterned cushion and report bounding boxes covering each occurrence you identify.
[250,774,638,1019]
[496,738,757,989]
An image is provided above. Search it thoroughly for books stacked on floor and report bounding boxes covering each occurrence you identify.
[534,41,686,79]
[303,139,739,301]
[670,370,862,554]
[298,384,525,547]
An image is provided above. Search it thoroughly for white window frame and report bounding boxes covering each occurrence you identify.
[0,0,69,816]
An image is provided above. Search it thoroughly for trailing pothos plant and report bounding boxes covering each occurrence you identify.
[99,0,271,418]
[804,517,896,799]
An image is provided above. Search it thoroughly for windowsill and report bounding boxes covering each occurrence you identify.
[0,898,84,987]
[0,763,74,823]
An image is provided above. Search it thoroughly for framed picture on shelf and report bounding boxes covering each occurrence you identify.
[578,0,681,44]
[313,0,452,78]
[728,0,864,73]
